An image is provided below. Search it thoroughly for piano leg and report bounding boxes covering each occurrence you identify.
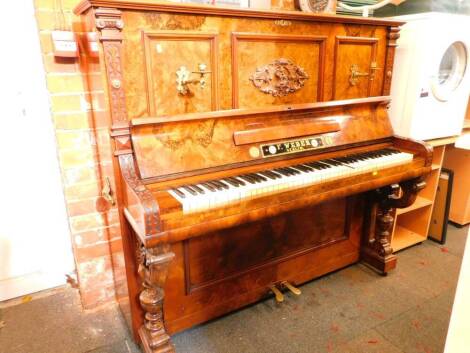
[137,244,175,353]
[361,178,426,275]
[361,198,397,275]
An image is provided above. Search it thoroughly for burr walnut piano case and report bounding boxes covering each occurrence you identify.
[74,2,431,352]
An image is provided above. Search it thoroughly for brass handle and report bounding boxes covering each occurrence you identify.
[102,177,115,206]
[349,62,380,86]
[269,285,284,303]
[176,63,211,95]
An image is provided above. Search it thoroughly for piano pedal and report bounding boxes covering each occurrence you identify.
[269,285,284,303]
[281,281,302,296]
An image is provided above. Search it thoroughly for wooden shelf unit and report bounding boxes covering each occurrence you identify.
[396,196,433,215]
[393,226,428,252]
[391,144,446,251]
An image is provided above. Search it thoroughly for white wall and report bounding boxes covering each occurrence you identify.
[0,2,75,300]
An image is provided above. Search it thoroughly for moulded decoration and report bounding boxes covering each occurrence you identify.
[249,59,309,97]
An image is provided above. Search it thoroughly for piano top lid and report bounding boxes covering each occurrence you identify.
[74,0,405,26]
[131,96,391,127]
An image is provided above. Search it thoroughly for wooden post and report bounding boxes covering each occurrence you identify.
[362,178,426,275]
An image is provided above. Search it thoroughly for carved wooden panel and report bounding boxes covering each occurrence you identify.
[333,36,379,100]
[232,33,326,108]
[161,195,365,333]
[142,31,219,116]
[185,197,348,291]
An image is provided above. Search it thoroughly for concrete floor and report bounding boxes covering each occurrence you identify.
[0,225,467,353]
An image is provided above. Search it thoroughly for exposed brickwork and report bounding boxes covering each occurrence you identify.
[33,0,121,309]
[33,0,296,310]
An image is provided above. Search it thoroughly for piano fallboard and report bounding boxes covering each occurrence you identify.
[131,97,394,181]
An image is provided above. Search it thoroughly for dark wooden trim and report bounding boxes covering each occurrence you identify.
[382,26,401,95]
[74,0,405,26]
[131,95,391,126]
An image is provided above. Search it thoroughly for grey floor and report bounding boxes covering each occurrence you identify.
[0,225,467,353]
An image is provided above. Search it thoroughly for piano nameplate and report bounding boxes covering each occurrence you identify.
[261,135,333,158]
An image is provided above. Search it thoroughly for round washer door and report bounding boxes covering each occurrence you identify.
[432,41,468,101]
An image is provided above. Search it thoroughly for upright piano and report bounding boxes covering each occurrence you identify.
[74,2,432,352]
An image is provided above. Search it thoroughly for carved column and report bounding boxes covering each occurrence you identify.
[382,26,400,95]
[361,178,426,275]
[137,244,175,353]
[94,8,174,352]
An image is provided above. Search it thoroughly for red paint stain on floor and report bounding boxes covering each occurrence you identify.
[367,339,379,344]
[330,323,340,333]
[412,319,421,330]
[369,311,386,320]
[440,247,449,253]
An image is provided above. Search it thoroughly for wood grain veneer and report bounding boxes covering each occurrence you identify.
[73,4,432,353]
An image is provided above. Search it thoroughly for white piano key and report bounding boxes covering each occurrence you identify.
[169,149,416,214]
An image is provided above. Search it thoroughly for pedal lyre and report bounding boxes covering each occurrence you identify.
[269,285,284,303]
[282,281,301,296]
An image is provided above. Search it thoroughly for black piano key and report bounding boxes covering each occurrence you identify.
[280,168,296,176]
[252,173,267,181]
[284,167,298,175]
[208,181,224,190]
[183,185,197,196]
[274,168,290,176]
[231,177,246,186]
[190,184,205,194]
[305,162,321,170]
[215,180,230,189]
[316,162,332,169]
[224,178,239,187]
[268,170,283,178]
[172,188,186,198]
[299,164,314,171]
[324,159,341,166]
[240,175,256,184]
[201,182,216,192]
[247,173,262,182]
[293,165,310,173]
[258,171,274,179]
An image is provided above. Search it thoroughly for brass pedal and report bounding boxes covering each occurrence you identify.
[269,285,284,303]
[281,281,301,296]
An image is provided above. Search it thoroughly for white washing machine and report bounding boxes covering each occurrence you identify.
[389,12,470,140]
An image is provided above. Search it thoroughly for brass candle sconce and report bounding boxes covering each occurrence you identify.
[349,62,379,86]
[175,63,211,95]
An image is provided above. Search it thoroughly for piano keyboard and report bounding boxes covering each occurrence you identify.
[168,148,414,213]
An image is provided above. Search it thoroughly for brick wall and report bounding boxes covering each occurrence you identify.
[34,0,120,309]
[33,0,296,310]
